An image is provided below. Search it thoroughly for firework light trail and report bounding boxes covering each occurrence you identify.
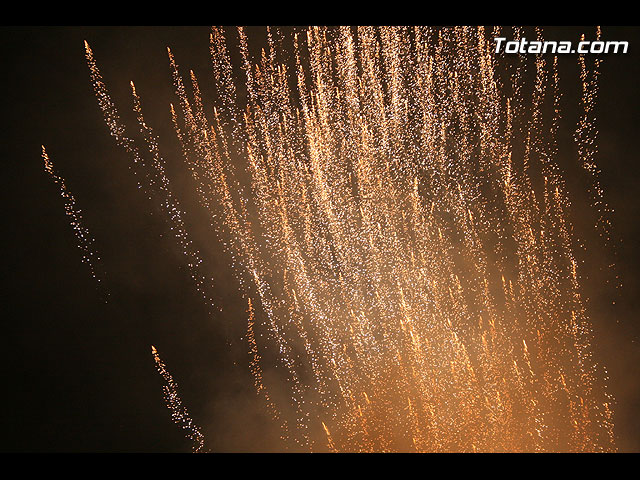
[85,26,617,452]
[84,41,217,312]
[42,145,108,300]
[151,346,206,453]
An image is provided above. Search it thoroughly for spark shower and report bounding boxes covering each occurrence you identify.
[44,26,619,452]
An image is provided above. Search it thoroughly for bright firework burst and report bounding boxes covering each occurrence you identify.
[84,26,617,452]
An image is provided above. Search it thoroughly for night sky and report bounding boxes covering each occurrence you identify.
[2,25,640,453]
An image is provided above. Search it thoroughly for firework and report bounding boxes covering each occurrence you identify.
[151,345,206,453]
[42,145,108,300]
[89,26,617,452]
[85,41,217,312]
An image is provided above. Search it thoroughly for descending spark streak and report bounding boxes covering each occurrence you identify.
[575,28,620,292]
[91,26,617,453]
[84,41,216,311]
[246,298,289,442]
[42,146,108,299]
[151,345,206,453]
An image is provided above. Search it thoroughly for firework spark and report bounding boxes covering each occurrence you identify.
[151,345,206,453]
[84,41,217,312]
[42,145,108,300]
[88,26,617,452]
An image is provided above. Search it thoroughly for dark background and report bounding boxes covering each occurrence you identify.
[1,25,639,453]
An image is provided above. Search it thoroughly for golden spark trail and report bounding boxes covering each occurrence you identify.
[151,345,206,453]
[90,26,617,452]
[42,146,108,300]
[575,27,621,295]
[84,41,217,312]
[246,298,290,442]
